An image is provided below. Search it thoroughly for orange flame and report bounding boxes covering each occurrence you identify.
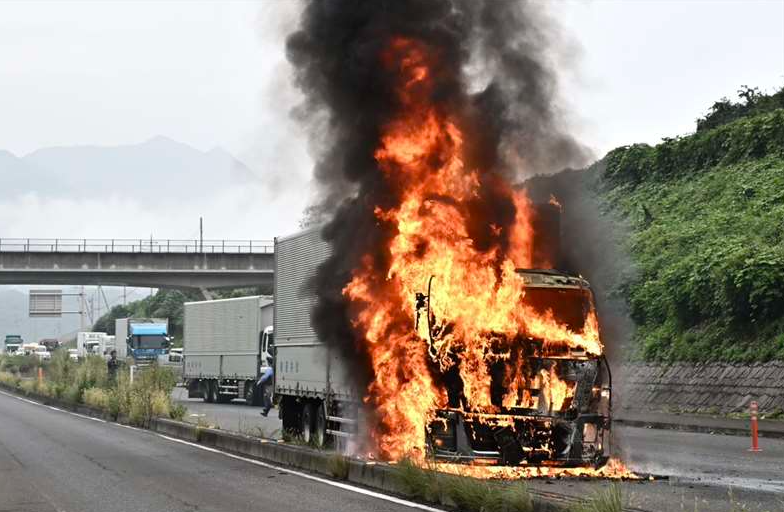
[343,37,604,463]
[436,458,638,480]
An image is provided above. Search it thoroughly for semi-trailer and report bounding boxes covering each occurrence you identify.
[182,296,274,405]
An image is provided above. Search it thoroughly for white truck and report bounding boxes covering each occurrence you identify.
[76,332,105,358]
[274,228,358,447]
[76,332,118,359]
[182,296,274,405]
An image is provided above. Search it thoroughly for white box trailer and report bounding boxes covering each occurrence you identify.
[274,227,358,446]
[76,332,105,358]
[183,296,273,404]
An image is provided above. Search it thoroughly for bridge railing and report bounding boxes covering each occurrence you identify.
[0,238,274,254]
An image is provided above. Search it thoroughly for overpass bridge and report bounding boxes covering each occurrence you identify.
[0,238,274,293]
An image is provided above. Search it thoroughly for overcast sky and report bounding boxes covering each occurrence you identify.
[0,0,782,236]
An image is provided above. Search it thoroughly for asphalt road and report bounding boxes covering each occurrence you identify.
[174,387,784,494]
[618,425,784,494]
[174,389,784,511]
[0,390,439,512]
[172,387,283,438]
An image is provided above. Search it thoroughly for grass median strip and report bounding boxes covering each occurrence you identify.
[0,350,186,426]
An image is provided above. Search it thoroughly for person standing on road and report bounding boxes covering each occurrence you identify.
[258,352,274,417]
[107,350,120,383]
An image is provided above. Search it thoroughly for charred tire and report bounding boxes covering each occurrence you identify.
[313,401,327,448]
[301,402,314,445]
[202,380,214,403]
[280,396,301,436]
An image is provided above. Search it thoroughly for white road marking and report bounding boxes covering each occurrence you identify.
[157,434,446,512]
[0,390,105,423]
[0,389,445,512]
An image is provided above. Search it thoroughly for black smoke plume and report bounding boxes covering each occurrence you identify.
[286,0,591,397]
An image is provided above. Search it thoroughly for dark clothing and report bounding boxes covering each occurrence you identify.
[107,358,120,382]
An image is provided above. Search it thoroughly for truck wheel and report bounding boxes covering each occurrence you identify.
[210,381,219,404]
[313,401,327,448]
[244,381,257,406]
[301,402,314,445]
[202,381,214,403]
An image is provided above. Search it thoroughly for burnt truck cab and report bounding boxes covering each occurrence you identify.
[425,269,612,468]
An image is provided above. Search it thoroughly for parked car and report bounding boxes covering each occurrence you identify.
[67,349,79,362]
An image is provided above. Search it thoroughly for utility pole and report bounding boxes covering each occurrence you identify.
[200,216,204,253]
[79,286,86,332]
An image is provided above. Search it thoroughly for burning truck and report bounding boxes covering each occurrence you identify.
[282,1,616,471]
[423,268,612,467]
[275,203,612,469]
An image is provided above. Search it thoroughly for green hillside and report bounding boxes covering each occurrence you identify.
[599,86,784,362]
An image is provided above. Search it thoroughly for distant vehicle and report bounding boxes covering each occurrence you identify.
[33,345,51,361]
[2,335,24,354]
[99,335,117,359]
[183,296,273,405]
[67,349,79,362]
[116,318,171,367]
[39,339,60,352]
[168,348,183,363]
[77,332,105,358]
[19,343,41,356]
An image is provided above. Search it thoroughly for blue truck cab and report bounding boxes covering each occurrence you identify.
[127,321,170,366]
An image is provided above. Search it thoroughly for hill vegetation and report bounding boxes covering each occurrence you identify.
[599,86,784,362]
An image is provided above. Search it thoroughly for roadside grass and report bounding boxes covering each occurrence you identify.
[0,354,40,375]
[0,351,185,427]
[393,458,534,512]
[326,453,350,481]
[169,403,187,421]
[83,387,110,410]
[0,371,21,388]
[568,485,622,512]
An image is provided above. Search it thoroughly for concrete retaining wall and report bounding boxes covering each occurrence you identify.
[621,362,784,414]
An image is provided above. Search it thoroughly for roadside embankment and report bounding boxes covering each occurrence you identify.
[618,362,784,437]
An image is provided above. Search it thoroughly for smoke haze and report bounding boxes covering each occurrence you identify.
[286,0,594,405]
